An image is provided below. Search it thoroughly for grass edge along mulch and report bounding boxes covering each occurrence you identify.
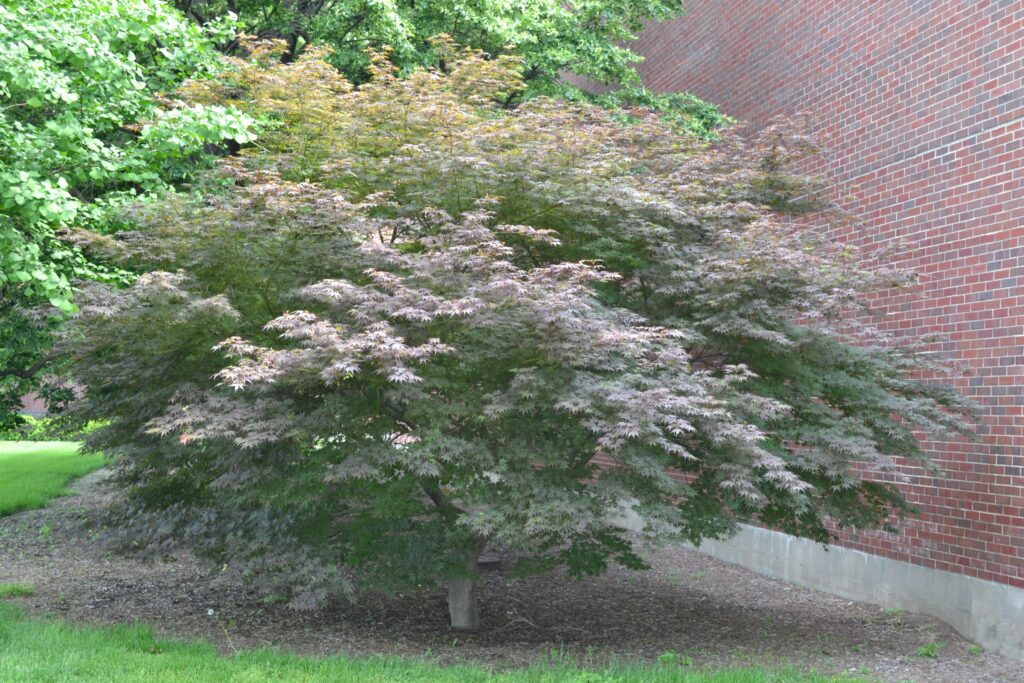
[0,440,105,516]
[0,603,871,683]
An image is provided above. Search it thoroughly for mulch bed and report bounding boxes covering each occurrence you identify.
[1,469,1021,682]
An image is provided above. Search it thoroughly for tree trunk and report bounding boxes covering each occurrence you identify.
[447,543,482,630]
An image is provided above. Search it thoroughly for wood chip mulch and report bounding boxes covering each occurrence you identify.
[1,469,1021,683]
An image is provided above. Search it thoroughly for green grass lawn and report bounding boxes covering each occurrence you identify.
[0,604,866,683]
[0,583,36,598]
[0,441,105,515]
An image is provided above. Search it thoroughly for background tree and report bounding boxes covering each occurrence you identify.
[64,44,974,629]
[0,0,256,428]
[174,0,728,137]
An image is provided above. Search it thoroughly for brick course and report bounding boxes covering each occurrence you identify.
[630,0,1024,587]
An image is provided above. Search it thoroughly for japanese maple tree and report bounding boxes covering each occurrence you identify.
[64,42,973,629]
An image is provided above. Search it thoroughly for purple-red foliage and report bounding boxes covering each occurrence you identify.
[63,41,974,619]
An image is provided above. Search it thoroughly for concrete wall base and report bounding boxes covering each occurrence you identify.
[687,525,1024,661]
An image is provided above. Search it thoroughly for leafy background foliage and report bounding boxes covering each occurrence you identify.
[0,0,256,427]
[173,0,728,136]
[64,44,974,621]
[177,0,676,86]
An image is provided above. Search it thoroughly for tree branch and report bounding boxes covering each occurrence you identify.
[0,352,59,381]
[421,480,464,524]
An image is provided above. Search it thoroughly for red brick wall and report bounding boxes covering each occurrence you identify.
[631,0,1024,587]
[20,393,47,418]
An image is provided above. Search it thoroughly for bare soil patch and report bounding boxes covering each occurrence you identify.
[1,469,1020,682]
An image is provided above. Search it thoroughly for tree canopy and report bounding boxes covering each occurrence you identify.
[174,0,728,136]
[2,0,730,430]
[64,43,973,629]
[177,0,676,86]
